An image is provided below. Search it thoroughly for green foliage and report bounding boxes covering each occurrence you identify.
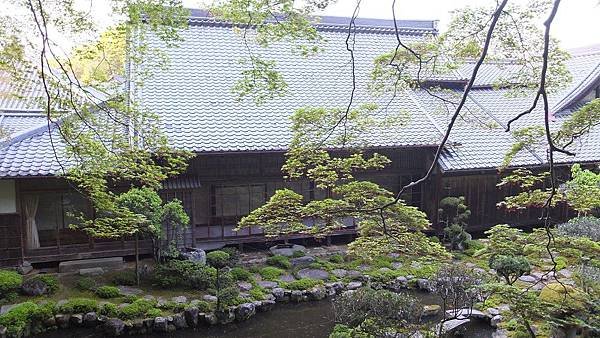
[99,302,119,317]
[539,283,586,313]
[119,298,157,319]
[489,255,531,285]
[214,286,241,309]
[259,266,284,281]
[0,270,22,299]
[329,324,372,338]
[0,301,53,336]
[329,254,344,264]
[145,308,162,318]
[557,216,600,241]
[207,251,231,269]
[76,277,96,291]
[95,286,121,299]
[188,300,211,313]
[503,126,546,167]
[332,288,422,336]
[58,298,98,314]
[230,267,253,282]
[266,255,291,269]
[281,279,322,290]
[112,270,137,286]
[249,287,267,300]
[220,247,242,266]
[291,250,306,258]
[484,224,527,256]
[563,164,600,215]
[152,260,216,289]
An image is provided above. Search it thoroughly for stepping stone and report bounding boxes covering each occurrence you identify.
[280,274,296,282]
[203,295,217,303]
[117,286,143,296]
[59,257,123,273]
[297,268,329,280]
[518,275,536,283]
[346,282,362,290]
[257,281,278,289]
[290,256,315,267]
[558,269,572,278]
[79,267,104,276]
[332,269,347,278]
[269,244,305,257]
[237,282,253,292]
[172,296,187,304]
[391,262,403,269]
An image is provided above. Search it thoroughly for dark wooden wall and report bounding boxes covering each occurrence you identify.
[0,214,22,267]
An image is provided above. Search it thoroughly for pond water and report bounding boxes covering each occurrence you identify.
[40,291,495,338]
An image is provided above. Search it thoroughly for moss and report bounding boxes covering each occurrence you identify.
[99,302,119,317]
[266,255,291,269]
[291,250,305,258]
[75,277,97,291]
[187,300,211,312]
[281,278,322,290]
[249,287,267,300]
[119,298,157,319]
[145,308,162,317]
[111,270,137,286]
[328,254,344,264]
[259,266,284,281]
[0,270,22,299]
[230,267,253,281]
[539,283,586,312]
[28,275,59,294]
[95,285,121,299]
[58,298,98,314]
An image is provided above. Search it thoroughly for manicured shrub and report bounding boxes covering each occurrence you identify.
[329,324,371,338]
[95,285,121,299]
[27,275,59,294]
[58,298,98,314]
[216,286,241,308]
[153,260,216,289]
[145,308,162,317]
[76,277,96,291]
[99,302,118,317]
[188,300,211,313]
[0,301,53,336]
[206,250,231,269]
[119,298,157,319]
[368,269,403,284]
[259,266,284,281]
[249,287,267,300]
[266,255,291,269]
[221,247,241,266]
[557,216,600,241]
[230,267,253,281]
[489,255,531,285]
[281,278,322,290]
[112,270,137,286]
[329,254,344,264]
[0,270,22,299]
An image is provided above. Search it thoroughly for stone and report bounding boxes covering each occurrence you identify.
[184,307,199,327]
[70,314,83,327]
[437,318,470,335]
[269,244,306,257]
[445,308,489,320]
[117,286,143,296]
[235,303,256,321]
[154,317,168,332]
[297,268,329,280]
[171,313,187,329]
[237,281,253,292]
[21,278,49,296]
[0,325,6,337]
[492,329,509,338]
[272,288,288,302]
[416,278,433,292]
[171,296,188,304]
[104,318,125,336]
[325,282,344,294]
[0,304,17,315]
[290,290,304,302]
[331,269,348,278]
[487,308,500,316]
[346,270,362,280]
[290,256,315,267]
[78,267,104,276]
[491,315,503,328]
[257,300,276,312]
[388,253,401,259]
[346,282,362,290]
[518,275,537,283]
[181,248,206,265]
[391,262,403,270]
[203,295,218,303]
[43,316,56,327]
[59,257,123,273]
[55,314,70,329]
[422,304,441,317]
[307,287,326,301]
[203,313,218,325]
[279,273,296,282]
[216,308,235,324]
[143,295,156,301]
[497,304,510,313]
[17,261,33,275]
[558,269,573,278]
[357,264,370,271]
[83,312,98,327]
[257,281,278,289]
[143,318,154,329]
[156,297,168,307]
[410,261,422,269]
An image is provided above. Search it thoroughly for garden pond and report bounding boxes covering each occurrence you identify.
[37,290,496,338]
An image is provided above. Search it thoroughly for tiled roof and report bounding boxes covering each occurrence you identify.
[1,11,599,177]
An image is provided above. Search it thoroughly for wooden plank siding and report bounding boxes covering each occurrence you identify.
[0,214,23,266]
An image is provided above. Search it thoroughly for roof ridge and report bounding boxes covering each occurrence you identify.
[0,119,56,149]
[552,60,600,113]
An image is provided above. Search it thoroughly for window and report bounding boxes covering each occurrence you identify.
[399,175,423,208]
[210,184,266,226]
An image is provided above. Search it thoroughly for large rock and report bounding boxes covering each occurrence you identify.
[422,305,441,317]
[437,318,470,335]
[257,300,276,312]
[104,318,125,336]
[346,282,362,290]
[290,256,315,267]
[171,296,188,304]
[416,278,434,292]
[55,314,70,329]
[21,278,49,296]
[235,303,256,321]
[279,274,296,282]
[269,244,306,257]
[70,314,83,327]
[271,288,288,302]
[154,317,168,332]
[445,308,489,320]
[181,248,206,265]
[237,282,253,292]
[491,315,503,328]
[290,290,304,302]
[17,261,33,275]
[518,275,537,283]
[171,313,187,329]
[184,307,199,327]
[257,281,278,289]
[307,287,326,301]
[83,312,98,327]
[216,308,236,324]
[297,268,329,280]
[331,269,348,278]
[59,257,123,273]
[0,304,17,315]
[203,295,218,303]
[79,267,104,276]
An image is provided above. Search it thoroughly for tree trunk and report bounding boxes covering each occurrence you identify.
[135,233,140,286]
